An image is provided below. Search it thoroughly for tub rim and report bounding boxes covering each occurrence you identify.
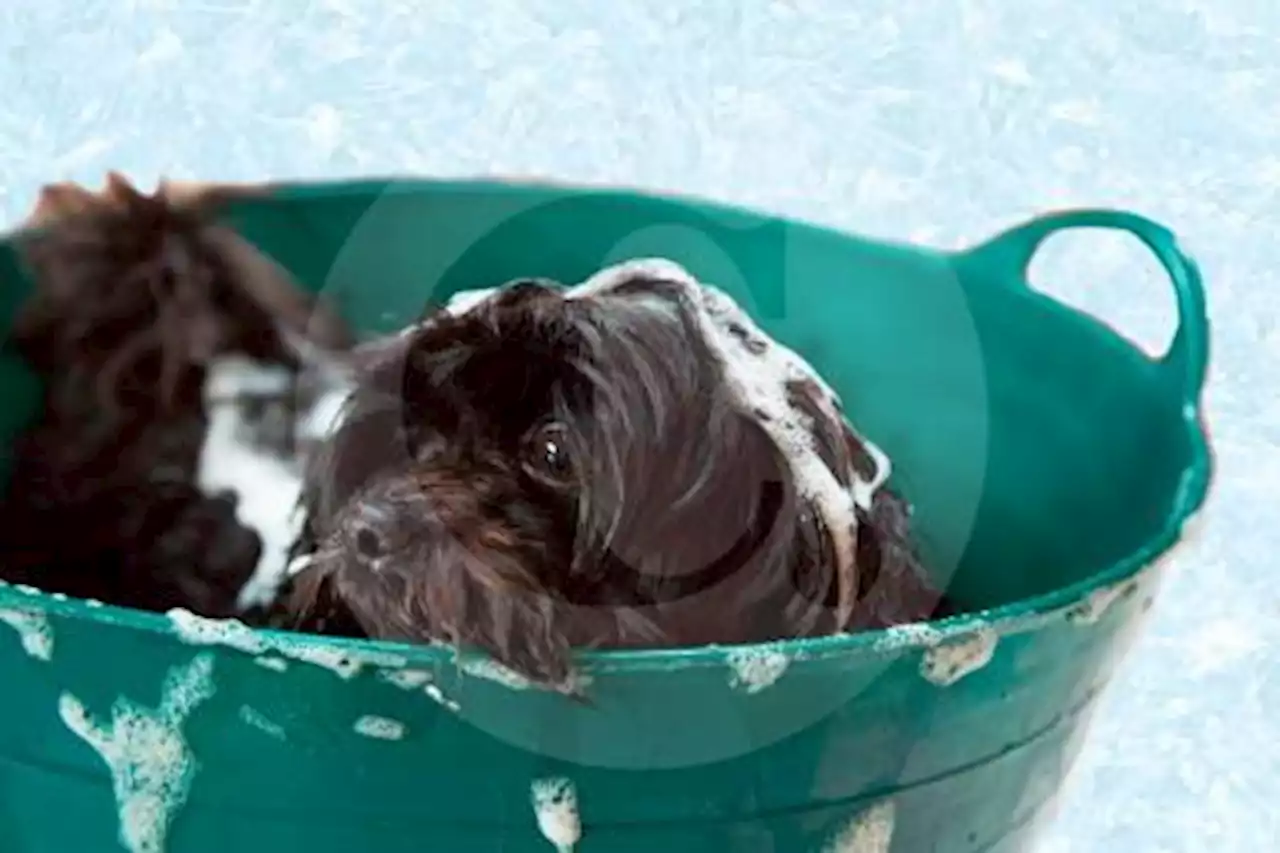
[0,175,1214,676]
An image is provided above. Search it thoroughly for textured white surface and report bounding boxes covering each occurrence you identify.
[0,1,1274,849]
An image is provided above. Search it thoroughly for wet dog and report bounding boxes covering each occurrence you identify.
[0,174,350,617]
[271,259,948,692]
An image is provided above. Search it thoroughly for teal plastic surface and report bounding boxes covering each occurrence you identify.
[0,179,1212,852]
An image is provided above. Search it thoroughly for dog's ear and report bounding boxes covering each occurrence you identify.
[26,182,100,227]
[18,173,348,355]
[848,489,950,629]
[198,224,353,353]
[163,182,356,361]
[782,378,883,492]
[24,172,145,229]
[780,378,866,628]
[781,381,947,629]
[103,171,146,208]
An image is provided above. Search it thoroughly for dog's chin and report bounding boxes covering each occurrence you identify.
[294,491,586,691]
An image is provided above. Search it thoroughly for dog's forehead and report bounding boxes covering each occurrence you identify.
[436,270,697,367]
[356,298,588,413]
[428,258,892,498]
[439,276,564,316]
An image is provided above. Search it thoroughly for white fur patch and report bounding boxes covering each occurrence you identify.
[197,356,353,610]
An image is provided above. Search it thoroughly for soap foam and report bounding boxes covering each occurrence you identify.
[531,777,582,853]
[59,653,217,853]
[0,607,54,661]
[575,259,893,620]
[726,647,791,694]
[824,801,896,853]
[457,656,533,690]
[378,668,462,712]
[237,705,287,740]
[1066,578,1138,626]
[444,286,502,316]
[353,714,406,741]
[920,626,999,687]
[167,608,406,680]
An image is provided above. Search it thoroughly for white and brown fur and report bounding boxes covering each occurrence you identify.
[0,173,350,617]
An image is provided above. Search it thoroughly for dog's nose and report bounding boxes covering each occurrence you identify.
[350,501,395,562]
[342,477,443,566]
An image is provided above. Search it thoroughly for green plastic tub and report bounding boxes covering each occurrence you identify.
[0,178,1211,853]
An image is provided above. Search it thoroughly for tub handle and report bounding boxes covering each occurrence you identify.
[964,208,1209,414]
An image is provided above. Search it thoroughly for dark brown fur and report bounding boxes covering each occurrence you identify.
[268,275,949,692]
[0,174,349,617]
[0,481,261,617]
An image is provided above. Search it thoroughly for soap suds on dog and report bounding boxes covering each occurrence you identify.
[574,260,881,606]
[58,653,216,853]
[444,286,501,316]
[448,258,897,620]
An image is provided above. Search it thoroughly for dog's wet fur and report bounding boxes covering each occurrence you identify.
[268,275,950,692]
[0,174,347,617]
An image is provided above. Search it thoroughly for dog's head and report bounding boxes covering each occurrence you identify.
[285,260,925,691]
[13,173,349,411]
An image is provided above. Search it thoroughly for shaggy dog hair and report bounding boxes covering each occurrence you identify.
[271,264,949,692]
[0,174,348,617]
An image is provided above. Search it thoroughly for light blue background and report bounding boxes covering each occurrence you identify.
[1,1,1274,850]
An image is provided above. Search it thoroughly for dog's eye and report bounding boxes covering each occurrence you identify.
[524,422,572,484]
[354,526,383,559]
